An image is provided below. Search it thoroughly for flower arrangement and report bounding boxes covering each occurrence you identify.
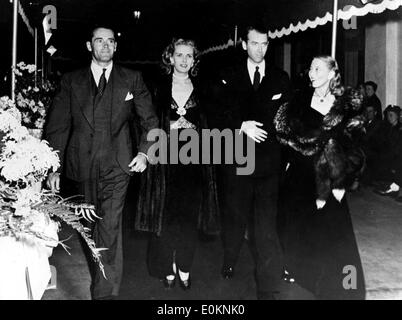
[0,95,105,276]
[13,62,56,131]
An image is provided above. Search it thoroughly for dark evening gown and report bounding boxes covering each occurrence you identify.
[147,90,204,278]
[278,97,366,300]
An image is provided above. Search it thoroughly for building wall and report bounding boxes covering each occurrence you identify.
[365,21,387,109]
[365,16,402,110]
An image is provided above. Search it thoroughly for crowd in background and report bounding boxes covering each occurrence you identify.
[356,81,402,202]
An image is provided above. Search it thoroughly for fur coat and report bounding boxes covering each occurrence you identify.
[274,87,366,206]
[135,74,220,236]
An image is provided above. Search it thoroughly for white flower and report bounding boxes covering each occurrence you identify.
[7,125,29,141]
[27,64,36,73]
[0,132,60,183]
[38,107,46,117]
[0,96,15,110]
[22,112,31,124]
[0,110,22,133]
[34,118,45,129]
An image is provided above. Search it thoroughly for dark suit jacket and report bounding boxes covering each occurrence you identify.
[216,60,291,177]
[44,64,159,182]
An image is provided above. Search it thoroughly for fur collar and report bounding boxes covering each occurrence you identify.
[274,87,365,156]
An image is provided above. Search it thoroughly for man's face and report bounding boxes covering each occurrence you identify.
[242,30,268,64]
[365,85,375,97]
[365,106,376,121]
[86,28,117,64]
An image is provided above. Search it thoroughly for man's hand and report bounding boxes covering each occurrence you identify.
[128,153,147,173]
[46,172,60,193]
[240,121,268,143]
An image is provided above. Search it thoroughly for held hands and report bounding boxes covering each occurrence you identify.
[128,153,148,173]
[240,121,268,143]
[46,172,60,193]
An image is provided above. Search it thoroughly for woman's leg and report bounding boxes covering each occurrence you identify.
[147,229,176,279]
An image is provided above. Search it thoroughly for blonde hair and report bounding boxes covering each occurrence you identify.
[314,55,344,97]
[161,38,200,77]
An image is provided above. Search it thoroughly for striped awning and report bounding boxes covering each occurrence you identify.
[267,0,402,39]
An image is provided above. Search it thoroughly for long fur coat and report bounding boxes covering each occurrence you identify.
[135,74,220,236]
[274,87,366,206]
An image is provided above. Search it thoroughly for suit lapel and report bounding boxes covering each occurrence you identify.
[240,63,253,92]
[72,68,95,129]
[258,64,275,94]
[111,65,131,116]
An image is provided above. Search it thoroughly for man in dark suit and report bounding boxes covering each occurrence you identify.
[216,24,292,299]
[45,26,158,300]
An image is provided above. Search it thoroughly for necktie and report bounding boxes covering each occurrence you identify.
[253,66,260,91]
[98,68,107,96]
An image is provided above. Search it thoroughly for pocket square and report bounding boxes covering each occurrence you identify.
[125,92,134,101]
[272,93,282,100]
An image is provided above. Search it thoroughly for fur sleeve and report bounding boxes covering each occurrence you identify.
[274,102,321,156]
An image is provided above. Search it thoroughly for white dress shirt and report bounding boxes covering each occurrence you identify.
[91,61,113,86]
[247,59,265,85]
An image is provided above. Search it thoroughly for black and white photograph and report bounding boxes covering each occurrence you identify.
[0,0,402,304]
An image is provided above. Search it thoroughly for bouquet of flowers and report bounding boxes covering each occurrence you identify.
[13,62,56,131]
[0,95,105,276]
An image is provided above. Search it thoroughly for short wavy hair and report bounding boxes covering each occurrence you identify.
[313,55,345,97]
[384,104,401,117]
[161,38,200,77]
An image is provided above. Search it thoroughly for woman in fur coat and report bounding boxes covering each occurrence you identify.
[274,55,366,300]
[135,38,220,291]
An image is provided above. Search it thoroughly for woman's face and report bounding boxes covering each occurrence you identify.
[358,85,366,97]
[170,44,194,75]
[309,58,335,90]
[387,111,399,126]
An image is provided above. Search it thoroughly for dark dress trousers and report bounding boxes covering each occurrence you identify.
[45,65,158,299]
[216,61,291,297]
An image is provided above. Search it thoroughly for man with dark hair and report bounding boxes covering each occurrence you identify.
[364,80,382,120]
[45,26,158,300]
[215,24,292,299]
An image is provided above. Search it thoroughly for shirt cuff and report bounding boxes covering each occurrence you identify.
[239,122,246,134]
[137,152,149,161]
